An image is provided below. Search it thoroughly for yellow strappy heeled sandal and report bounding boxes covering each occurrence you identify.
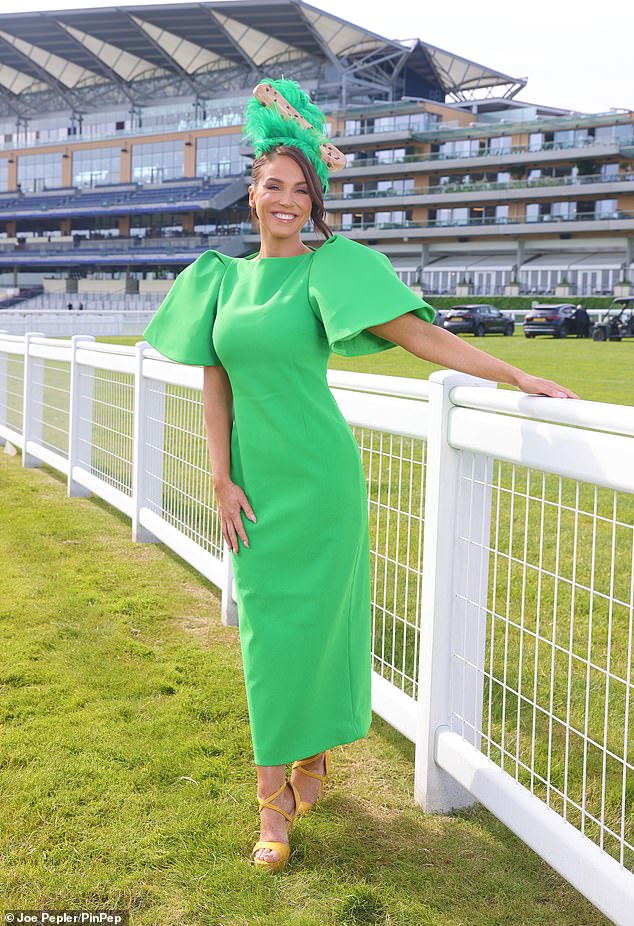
[291,749,332,817]
[250,778,300,873]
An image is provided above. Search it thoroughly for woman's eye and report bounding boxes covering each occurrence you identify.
[266,185,308,194]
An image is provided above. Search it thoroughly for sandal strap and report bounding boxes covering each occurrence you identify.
[291,750,330,783]
[257,779,300,826]
[251,839,289,854]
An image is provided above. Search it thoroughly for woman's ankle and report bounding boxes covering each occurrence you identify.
[256,763,287,797]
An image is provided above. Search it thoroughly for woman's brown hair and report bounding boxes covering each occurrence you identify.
[248,144,334,241]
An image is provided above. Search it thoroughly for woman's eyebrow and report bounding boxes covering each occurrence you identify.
[265,177,307,185]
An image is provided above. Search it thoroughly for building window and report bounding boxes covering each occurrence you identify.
[131,140,184,183]
[376,147,406,164]
[196,133,246,178]
[595,124,634,144]
[488,136,511,155]
[526,203,540,222]
[552,201,576,219]
[72,146,120,188]
[17,152,63,192]
[601,163,619,179]
[374,210,408,225]
[0,158,8,192]
[376,178,414,195]
[595,199,618,217]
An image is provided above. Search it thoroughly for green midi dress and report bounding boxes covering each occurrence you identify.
[142,232,436,765]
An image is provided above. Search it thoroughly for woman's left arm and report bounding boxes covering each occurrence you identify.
[366,314,580,399]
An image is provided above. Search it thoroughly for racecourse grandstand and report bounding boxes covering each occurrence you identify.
[0,0,632,305]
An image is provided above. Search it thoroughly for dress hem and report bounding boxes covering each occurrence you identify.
[252,717,373,767]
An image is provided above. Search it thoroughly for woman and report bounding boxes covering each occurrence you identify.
[143,78,579,874]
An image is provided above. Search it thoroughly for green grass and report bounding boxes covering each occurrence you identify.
[0,451,611,925]
[1,330,630,923]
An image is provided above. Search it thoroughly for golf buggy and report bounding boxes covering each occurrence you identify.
[592,297,634,341]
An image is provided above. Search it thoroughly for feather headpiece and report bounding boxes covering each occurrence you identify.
[242,77,346,195]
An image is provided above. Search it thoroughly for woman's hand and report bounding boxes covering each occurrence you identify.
[214,479,256,554]
[514,372,580,399]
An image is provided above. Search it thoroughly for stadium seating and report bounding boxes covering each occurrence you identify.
[0,178,237,221]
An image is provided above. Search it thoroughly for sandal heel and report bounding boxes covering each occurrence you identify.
[291,749,331,817]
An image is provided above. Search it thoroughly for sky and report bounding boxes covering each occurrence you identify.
[8,0,633,116]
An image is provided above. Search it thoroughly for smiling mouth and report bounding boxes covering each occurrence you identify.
[271,212,298,221]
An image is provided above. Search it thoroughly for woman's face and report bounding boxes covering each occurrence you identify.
[248,155,313,242]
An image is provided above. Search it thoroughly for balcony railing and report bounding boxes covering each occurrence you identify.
[336,172,634,201]
[342,137,634,171]
[334,118,436,137]
[331,210,634,232]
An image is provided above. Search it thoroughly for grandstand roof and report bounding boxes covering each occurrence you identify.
[0,1,525,118]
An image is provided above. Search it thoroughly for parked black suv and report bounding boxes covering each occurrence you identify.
[443,304,514,337]
[523,304,580,338]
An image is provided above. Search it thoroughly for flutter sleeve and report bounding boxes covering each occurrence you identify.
[308,234,437,356]
[142,249,230,365]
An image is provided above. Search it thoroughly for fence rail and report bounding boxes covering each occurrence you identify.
[1,330,633,924]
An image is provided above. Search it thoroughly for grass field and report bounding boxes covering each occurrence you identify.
[1,329,630,924]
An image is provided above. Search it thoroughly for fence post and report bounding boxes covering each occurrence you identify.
[22,331,45,468]
[221,545,239,627]
[0,331,7,447]
[67,334,95,497]
[132,341,165,543]
[414,369,496,812]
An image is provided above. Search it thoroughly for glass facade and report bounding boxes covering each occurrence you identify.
[376,147,406,164]
[345,112,438,135]
[339,210,413,228]
[439,139,480,158]
[374,209,408,225]
[18,152,62,192]
[376,178,415,194]
[438,171,511,187]
[429,205,508,226]
[72,146,120,187]
[601,163,619,178]
[528,165,578,181]
[196,133,245,178]
[595,199,618,216]
[0,158,8,192]
[488,136,512,154]
[595,124,633,143]
[526,201,577,221]
[554,129,592,147]
[0,100,248,151]
[131,140,184,183]
[342,178,414,197]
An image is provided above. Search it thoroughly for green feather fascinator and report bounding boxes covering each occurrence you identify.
[242,77,331,194]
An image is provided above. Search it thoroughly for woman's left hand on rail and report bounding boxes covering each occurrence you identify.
[514,373,580,399]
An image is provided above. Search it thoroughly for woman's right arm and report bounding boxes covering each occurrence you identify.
[202,365,256,554]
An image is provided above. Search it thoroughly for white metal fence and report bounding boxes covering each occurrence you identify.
[1,330,633,924]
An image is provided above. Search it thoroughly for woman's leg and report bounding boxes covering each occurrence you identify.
[289,752,328,805]
[253,763,296,863]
